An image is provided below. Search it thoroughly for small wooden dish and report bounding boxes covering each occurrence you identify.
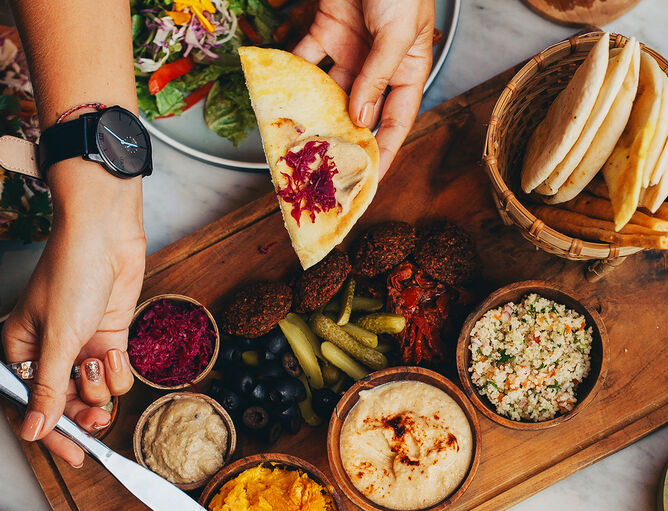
[456,280,609,430]
[198,453,345,510]
[327,367,482,511]
[128,293,220,391]
[132,391,236,491]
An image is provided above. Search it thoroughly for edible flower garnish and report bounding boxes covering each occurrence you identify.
[134,0,237,73]
[277,140,340,226]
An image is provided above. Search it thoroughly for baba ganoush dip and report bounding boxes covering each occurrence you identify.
[142,396,228,485]
[340,381,472,510]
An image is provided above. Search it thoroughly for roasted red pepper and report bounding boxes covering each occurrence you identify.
[155,81,214,119]
[387,262,450,365]
[237,15,263,45]
[148,57,195,95]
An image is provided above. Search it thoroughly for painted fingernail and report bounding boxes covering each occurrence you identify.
[84,361,102,384]
[107,350,122,373]
[92,419,111,431]
[21,410,44,442]
[358,102,373,127]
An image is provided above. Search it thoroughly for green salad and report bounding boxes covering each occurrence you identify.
[132,0,281,145]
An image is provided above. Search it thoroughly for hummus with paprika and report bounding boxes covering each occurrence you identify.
[340,381,472,510]
[142,396,228,485]
[208,464,335,511]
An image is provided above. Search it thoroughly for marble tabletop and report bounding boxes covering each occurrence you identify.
[1,0,667,509]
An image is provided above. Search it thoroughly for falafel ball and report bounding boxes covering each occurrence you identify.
[292,248,351,313]
[351,221,416,277]
[221,281,292,338]
[413,222,477,286]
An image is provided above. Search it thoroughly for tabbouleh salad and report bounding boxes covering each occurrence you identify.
[468,293,593,422]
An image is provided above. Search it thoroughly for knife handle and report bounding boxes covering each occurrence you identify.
[0,362,112,461]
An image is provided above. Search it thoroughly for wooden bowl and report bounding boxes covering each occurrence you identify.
[128,293,220,391]
[198,453,345,510]
[456,280,609,430]
[132,391,236,491]
[327,367,482,511]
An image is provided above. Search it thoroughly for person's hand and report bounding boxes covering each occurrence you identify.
[293,0,435,178]
[2,159,144,467]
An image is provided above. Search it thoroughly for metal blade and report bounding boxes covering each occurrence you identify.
[103,451,207,511]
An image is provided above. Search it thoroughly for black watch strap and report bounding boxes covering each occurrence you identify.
[38,115,96,173]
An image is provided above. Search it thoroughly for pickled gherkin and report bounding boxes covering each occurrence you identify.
[341,323,378,348]
[278,318,324,389]
[356,313,406,334]
[309,313,387,370]
[336,278,355,325]
[321,342,370,381]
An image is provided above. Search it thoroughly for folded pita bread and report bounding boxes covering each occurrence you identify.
[546,43,640,204]
[646,75,668,187]
[536,39,635,196]
[603,51,663,231]
[521,33,609,193]
[239,47,379,269]
[640,162,668,213]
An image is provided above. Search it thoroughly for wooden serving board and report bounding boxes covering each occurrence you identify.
[3,51,668,511]
[522,0,643,26]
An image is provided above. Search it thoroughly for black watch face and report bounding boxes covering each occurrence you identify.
[96,108,151,177]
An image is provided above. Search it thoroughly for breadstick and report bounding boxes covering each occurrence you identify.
[529,205,668,249]
[584,178,610,199]
[562,194,668,231]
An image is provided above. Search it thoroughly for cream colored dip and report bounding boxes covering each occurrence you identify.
[340,381,472,510]
[275,136,371,216]
[142,397,228,485]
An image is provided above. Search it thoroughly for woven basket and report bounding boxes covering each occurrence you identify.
[483,32,668,261]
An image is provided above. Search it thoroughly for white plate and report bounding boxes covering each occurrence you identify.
[142,0,461,172]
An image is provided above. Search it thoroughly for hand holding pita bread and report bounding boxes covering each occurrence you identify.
[292,0,435,178]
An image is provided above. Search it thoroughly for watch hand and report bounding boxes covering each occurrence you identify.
[103,125,138,148]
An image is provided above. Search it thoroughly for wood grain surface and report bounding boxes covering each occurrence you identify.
[522,0,643,26]
[2,53,667,511]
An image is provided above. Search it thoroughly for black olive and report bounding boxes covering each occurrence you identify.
[259,349,279,364]
[263,329,290,355]
[236,336,261,351]
[242,405,269,430]
[281,352,302,378]
[261,361,285,379]
[259,422,283,444]
[269,377,306,404]
[312,388,339,419]
[216,388,242,416]
[216,343,241,368]
[249,380,271,403]
[232,367,256,396]
[278,407,302,434]
[207,378,224,399]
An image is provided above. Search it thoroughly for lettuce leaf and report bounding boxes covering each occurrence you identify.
[204,73,256,146]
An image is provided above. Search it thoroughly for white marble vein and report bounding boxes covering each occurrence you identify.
[1,0,667,509]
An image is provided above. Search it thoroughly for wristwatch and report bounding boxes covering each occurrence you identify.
[0,105,152,180]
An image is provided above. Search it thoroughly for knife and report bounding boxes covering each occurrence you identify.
[0,361,207,511]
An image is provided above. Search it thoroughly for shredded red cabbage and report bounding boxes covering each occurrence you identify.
[277,140,340,226]
[128,299,215,386]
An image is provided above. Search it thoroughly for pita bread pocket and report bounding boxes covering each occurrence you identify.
[646,75,668,187]
[603,51,663,231]
[521,33,609,193]
[537,39,636,196]
[238,47,379,269]
[545,41,640,204]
